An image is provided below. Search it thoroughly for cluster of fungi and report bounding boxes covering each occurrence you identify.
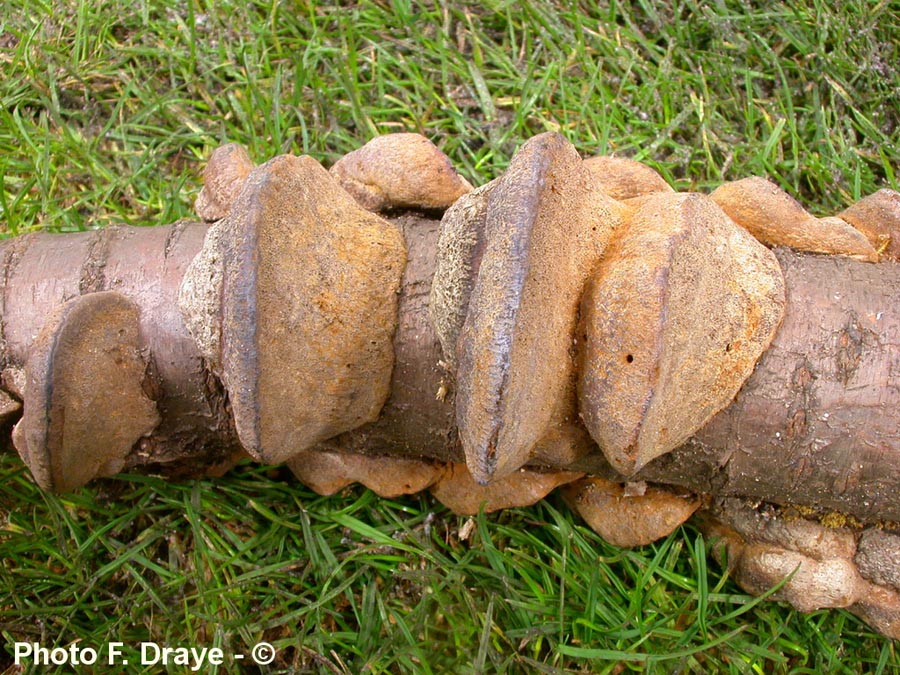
[1,132,899,638]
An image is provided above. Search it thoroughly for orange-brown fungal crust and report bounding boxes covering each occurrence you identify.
[12,292,160,492]
[583,155,674,200]
[578,192,785,476]
[710,176,879,261]
[219,155,406,464]
[429,462,582,515]
[429,181,495,371]
[562,477,700,547]
[701,500,900,638]
[455,132,623,484]
[286,449,442,498]
[329,133,473,212]
[195,143,256,222]
[839,188,900,261]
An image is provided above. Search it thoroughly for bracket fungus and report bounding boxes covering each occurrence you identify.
[430,181,494,372]
[183,154,406,464]
[710,176,879,261]
[286,449,442,499]
[428,463,582,516]
[12,292,160,492]
[4,132,900,639]
[578,191,785,476]
[454,132,623,483]
[562,477,701,548]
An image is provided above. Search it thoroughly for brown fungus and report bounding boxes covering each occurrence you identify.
[12,292,160,492]
[562,477,700,548]
[579,192,785,476]
[710,176,879,261]
[330,133,473,212]
[429,462,582,515]
[839,188,900,261]
[286,449,442,498]
[455,132,624,484]
[194,143,256,222]
[855,529,900,594]
[213,154,406,464]
[733,544,864,611]
[701,500,900,638]
[583,155,674,200]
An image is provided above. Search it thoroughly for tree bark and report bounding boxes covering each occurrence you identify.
[618,248,900,523]
[1,220,898,524]
[0,223,243,475]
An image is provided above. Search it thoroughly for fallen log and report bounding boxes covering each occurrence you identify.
[2,132,899,638]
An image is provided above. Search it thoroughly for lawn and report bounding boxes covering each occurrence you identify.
[1,1,898,673]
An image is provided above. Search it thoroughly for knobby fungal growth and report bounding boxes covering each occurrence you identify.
[578,191,785,476]
[2,132,900,639]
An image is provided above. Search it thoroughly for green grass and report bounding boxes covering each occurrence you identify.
[1,0,898,672]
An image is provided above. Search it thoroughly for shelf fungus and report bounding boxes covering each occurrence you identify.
[3,132,900,639]
[562,477,701,547]
[578,191,785,476]
[710,176,879,261]
[452,132,624,484]
[182,154,407,464]
[12,292,160,492]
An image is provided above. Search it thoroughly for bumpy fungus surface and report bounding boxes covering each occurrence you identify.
[330,133,473,212]
[583,155,674,200]
[578,192,785,475]
[710,176,879,261]
[839,188,900,261]
[216,155,407,464]
[194,143,255,222]
[455,132,623,483]
[429,181,495,371]
[702,500,900,638]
